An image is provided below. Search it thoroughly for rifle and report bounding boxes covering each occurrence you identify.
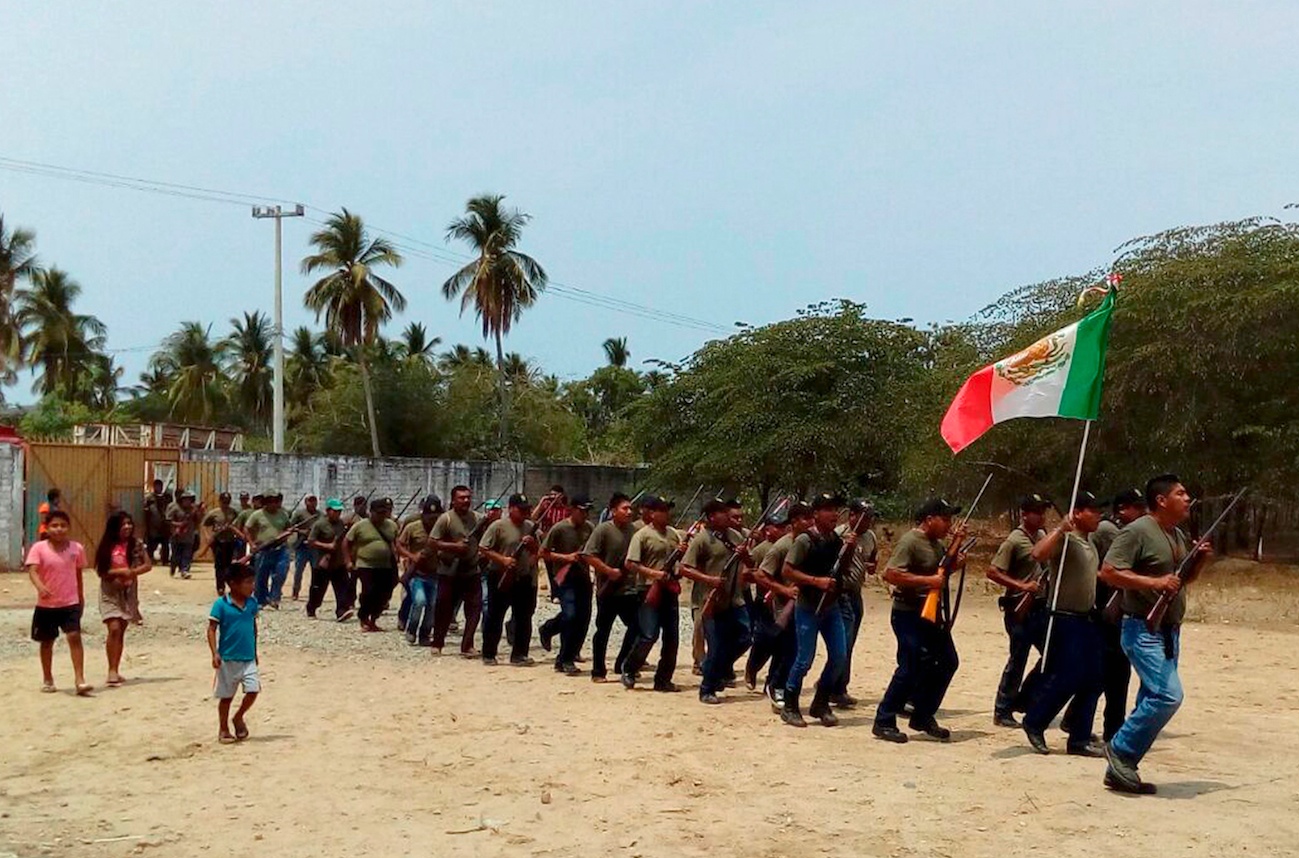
[642,514,709,610]
[497,492,560,590]
[673,485,706,530]
[920,473,993,627]
[814,502,874,616]
[698,496,790,621]
[1143,487,1246,632]
[1007,528,1051,623]
[234,511,323,567]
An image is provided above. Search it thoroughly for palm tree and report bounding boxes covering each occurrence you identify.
[222,311,273,429]
[602,337,630,368]
[501,351,538,384]
[0,215,40,388]
[301,208,405,456]
[438,343,494,372]
[134,365,173,398]
[82,353,123,411]
[150,321,226,423]
[286,326,330,408]
[17,268,108,398]
[441,194,548,447]
[398,321,441,367]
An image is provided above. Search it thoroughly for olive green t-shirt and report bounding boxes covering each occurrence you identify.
[166,502,200,539]
[399,517,437,577]
[542,518,593,556]
[991,527,1045,587]
[1044,533,1099,614]
[289,507,316,548]
[233,508,254,532]
[480,518,539,582]
[308,516,347,568]
[833,524,878,591]
[582,520,636,594]
[1107,515,1190,626]
[886,529,945,611]
[430,509,482,576]
[626,524,681,591]
[1090,519,1121,566]
[759,533,795,581]
[245,508,291,548]
[202,506,240,543]
[685,528,744,608]
[346,518,398,569]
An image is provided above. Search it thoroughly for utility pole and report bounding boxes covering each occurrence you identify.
[251,204,305,454]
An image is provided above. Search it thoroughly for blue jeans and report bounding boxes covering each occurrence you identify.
[291,544,312,598]
[255,546,289,606]
[405,577,437,642]
[700,604,752,696]
[784,603,847,700]
[1110,618,1182,764]
[834,589,864,695]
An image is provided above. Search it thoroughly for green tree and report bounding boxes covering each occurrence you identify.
[301,208,405,456]
[603,336,630,368]
[286,326,331,410]
[398,321,441,367]
[222,310,273,429]
[16,267,107,401]
[149,321,227,424]
[438,343,493,372]
[441,194,548,449]
[0,214,40,390]
[18,394,95,441]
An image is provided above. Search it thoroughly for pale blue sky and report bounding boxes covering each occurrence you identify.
[3,2,1296,402]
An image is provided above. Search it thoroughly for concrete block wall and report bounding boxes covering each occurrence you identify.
[523,463,649,510]
[0,444,23,568]
[184,451,523,511]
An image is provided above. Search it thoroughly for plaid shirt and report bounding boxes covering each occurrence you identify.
[538,501,570,534]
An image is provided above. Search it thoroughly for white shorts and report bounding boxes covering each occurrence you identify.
[214,660,261,698]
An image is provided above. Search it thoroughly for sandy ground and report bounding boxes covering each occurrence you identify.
[1,563,1298,858]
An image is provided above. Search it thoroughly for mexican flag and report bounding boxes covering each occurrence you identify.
[941,288,1116,454]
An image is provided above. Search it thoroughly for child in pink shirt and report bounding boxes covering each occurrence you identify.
[26,509,91,695]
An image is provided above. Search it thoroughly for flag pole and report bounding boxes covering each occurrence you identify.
[1041,419,1092,669]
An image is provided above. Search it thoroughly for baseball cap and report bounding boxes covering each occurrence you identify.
[848,497,875,515]
[421,494,444,514]
[916,498,961,521]
[786,502,814,521]
[1113,487,1146,510]
[723,497,743,510]
[570,494,593,510]
[642,495,675,512]
[811,492,845,511]
[483,499,503,511]
[1073,491,1105,511]
[180,490,196,500]
[325,498,345,511]
[219,491,231,502]
[508,493,532,509]
[1020,493,1052,512]
[262,489,283,500]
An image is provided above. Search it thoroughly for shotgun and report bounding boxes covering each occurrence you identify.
[920,474,993,626]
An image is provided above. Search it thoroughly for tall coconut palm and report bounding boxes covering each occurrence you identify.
[134,365,173,398]
[287,326,330,409]
[602,337,630,368]
[17,267,108,398]
[0,214,40,388]
[398,321,441,368]
[501,351,538,384]
[82,353,124,411]
[150,321,226,423]
[222,311,274,429]
[441,194,548,447]
[301,208,405,456]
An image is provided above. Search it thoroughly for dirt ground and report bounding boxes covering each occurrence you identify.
[1,561,1298,858]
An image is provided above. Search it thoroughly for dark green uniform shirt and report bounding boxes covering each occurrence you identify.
[346,518,398,569]
[886,529,945,611]
[430,509,482,577]
[626,524,681,591]
[684,528,741,608]
[308,516,347,568]
[991,527,1046,592]
[833,525,878,591]
[582,520,636,595]
[1044,533,1099,614]
[480,518,539,582]
[1107,515,1190,626]
[245,508,290,549]
[1090,518,1123,610]
[202,506,240,543]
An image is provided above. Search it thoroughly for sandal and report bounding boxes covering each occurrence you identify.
[107,676,126,687]
[218,732,237,745]
[75,683,94,696]
[41,683,57,694]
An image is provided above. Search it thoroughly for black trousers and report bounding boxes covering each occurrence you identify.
[433,574,482,652]
[591,590,640,679]
[747,599,796,693]
[1064,619,1131,740]
[212,541,237,594]
[306,560,351,618]
[875,609,960,728]
[1026,614,1103,746]
[482,574,538,662]
[996,598,1047,716]
[623,590,680,686]
[147,535,170,563]
[357,566,397,624]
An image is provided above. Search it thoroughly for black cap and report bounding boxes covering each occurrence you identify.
[848,497,875,515]
[642,495,675,512]
[369,498,387,512]
[1113,488,1146,510]
[916,498,961,521]
[1073,491,1105,511]
[420,494,443,514]
[219,491,232,502]
[1020,493,1052,512]
[811,492,844,511]
[508,493,531,509]
[570,494,593,510]
[786,502,814,521]
[723,497,743,510]
[702,499,728,516]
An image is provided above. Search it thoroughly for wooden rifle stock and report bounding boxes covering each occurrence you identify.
[921,537,976,626]
[644,516,708,610]
[1144,486,1246,632]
